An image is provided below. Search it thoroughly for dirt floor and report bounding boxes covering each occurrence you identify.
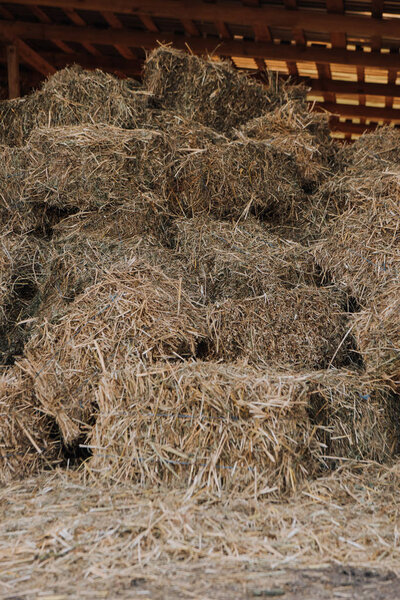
[1,463,399,600]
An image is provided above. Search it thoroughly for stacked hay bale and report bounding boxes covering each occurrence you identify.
[313,128,400,384]
[0,47,398,490]
[88,363,398,493]
[0,64,150,146]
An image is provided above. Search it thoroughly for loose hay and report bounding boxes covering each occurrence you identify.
[0,370,61,484]
[0,65,150,146]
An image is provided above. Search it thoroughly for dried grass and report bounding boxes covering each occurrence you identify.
[18,259,206,444]
[0,234,44,364]
[205,287,355,370]
[0,370,61,484]
[239,105,332,187]
[144,46,283,133]
[171,216,321,302]
[87,364,398,493]
[0,65,150,146]
[22,125,170,213]
[312,156,400,306]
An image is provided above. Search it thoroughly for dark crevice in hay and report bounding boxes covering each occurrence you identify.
[0,278,41,366]
[32,205,80,240]
[61,435,93,468]
[195,338,215,360]
[313,264,334,288]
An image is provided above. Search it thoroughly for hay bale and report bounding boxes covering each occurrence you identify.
[23,125,172,212]
[338,126,400,173]
[0,65,150,146]
[313,170,400,303]
[88,362,321,493]
[143,47,275,133]
[351,282,400,384]
[0,370,61,483]
[18,259,207,444]
[37,231,181,320]
[239,105,332,187]
[172,135,305,220]
[205,287,356,370]
[171,216,321,302]
[87,363,398,492]
[305,370,399,463]
[0,146,38,235]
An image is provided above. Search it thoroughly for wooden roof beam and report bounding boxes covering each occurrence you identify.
[0,4,55,76]
[316,102,400,122]
[63,9,100,55]
[101,11,136,60]
[30,5,74,54]
[2,20,400,70]
[5,1,400,38]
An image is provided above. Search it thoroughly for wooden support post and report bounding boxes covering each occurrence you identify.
[7,44,20,98]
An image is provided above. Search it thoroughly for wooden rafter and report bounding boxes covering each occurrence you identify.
[30,5,74,54]
[101,11,136,60]
[63,8,100,55]
[4,1,400,38]
[2,20,400,70]
[316,102,400,123]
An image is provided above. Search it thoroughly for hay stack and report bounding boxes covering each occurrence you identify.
[0,65,150,146]
[205,287,356,370]
[0,370,61,483]
[144,47,274,133]
[171,216,320,302]
[18,259,206,444]
[88,363,398,492]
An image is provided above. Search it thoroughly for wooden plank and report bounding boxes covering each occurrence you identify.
[181,19,200,36]
[283,0,297,8]
[30,5,75,53]
[329,118,378,135]
[253,24,272,42]
[139,14,159,32]
[64,9,100,55]
[316,63,334,103]
[14,38,56,76]
[7,44,20,98]
[326,0,344,13]
[101,11,136,59]
[309,77,400,98]
[216,21,231,39]
[2,20,400,70]
[371,0,384,19]
[315,101,400,122]
[4,1,400,38]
